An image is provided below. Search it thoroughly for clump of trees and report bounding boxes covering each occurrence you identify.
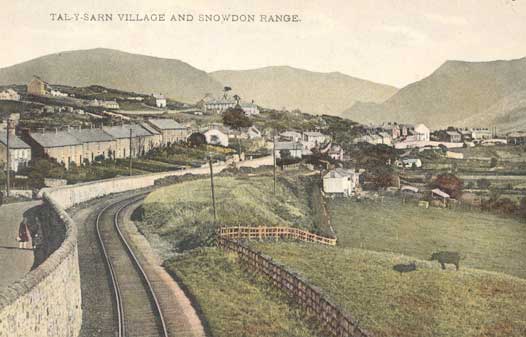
[222,107,252,130]
[430,173,463,198]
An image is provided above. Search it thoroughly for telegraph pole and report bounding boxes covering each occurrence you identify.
[129,128,133,176]
[208,156,217,225]
[5,118,10,198]
[272,133,276,195]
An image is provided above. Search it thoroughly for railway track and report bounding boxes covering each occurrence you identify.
[95,195,169,337]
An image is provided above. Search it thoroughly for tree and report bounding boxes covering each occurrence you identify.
[188,132,206,147]
[222,107,252,130]
[431,173,463,198]
[223,86,232,99]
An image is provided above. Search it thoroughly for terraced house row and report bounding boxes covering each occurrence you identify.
[21,119,189,169]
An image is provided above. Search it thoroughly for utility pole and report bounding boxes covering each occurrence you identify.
[129,128,133,176]
[272,132,276,195]
[5,118,11,198]
[208,156,217,225]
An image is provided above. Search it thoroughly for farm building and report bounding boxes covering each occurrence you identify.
[146,118,189,145]
[146,93,167,108]
[323,168,361,197]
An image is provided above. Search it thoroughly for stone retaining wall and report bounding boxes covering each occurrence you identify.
[0,156,272,337]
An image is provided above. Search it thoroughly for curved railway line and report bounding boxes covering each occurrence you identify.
[95,194,169,337]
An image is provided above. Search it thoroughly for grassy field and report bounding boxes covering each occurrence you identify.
[329,197,526,278]
[140,175,313,252]
[165,248,320,337]
[250,242,526,337]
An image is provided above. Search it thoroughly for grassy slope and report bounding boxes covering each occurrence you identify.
[141,175,312,252]
[251,242,526,337]
[165,248,320,337]
[329,197,526,278]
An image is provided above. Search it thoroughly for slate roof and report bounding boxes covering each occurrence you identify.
[140,123,160,135]
[147,119,185,130]
[0,132,30,149]
[324,168,357,179]
[102,124,154,139]
[31,131,82,148]
[69,128,114,143]
[275,141,303,151]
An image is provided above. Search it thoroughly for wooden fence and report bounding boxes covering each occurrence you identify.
[217,238,373,337]
[217,226,337,246]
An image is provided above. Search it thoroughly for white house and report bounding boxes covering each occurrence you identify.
[323,168,361,197]
[204,98,237,113]
[50,89,68,97]
[395,158,422,168]
[247,126,262,139]
[0,89,20,101]
[204,129,229,147]
[413,124,430,142]
[302,131,329,150]
[240,102,259,116]
[0,132,31,172]
[147,93,167,108]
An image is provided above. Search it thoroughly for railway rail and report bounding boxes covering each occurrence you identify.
[95,194,169,337]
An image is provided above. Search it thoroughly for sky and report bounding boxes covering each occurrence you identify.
[1,0,526,88]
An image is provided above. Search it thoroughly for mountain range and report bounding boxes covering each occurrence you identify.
[1,48,526,131]
[343,57,526,131]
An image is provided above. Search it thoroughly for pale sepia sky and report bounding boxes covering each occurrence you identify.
[1,0,525,87]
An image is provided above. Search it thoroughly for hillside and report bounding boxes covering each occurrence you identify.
[252,242,526,337]
[344,57,526,130]
[211,66,397,116]
[0,48,223,104]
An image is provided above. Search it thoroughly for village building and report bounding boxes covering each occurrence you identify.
[146,118,189,145]
[323,168,361,197]
[381,123,401,139]
[400,124,414,137]
[280,131,302,142]
[471,128,493,141]
[0,132,31,172]
[50,89,68,97]
[139,123,163,149]
[69,128,116,163]
[302,131,329,150]
[457,128,473,141]
[275,141,303,159]
[507,131,526,145]
[102,124,157,158]
[204,128,229,147]
[204,97,237,113]
[88,99,120,109]
[324,144,345,161]
[240,102,259,116]
[0,89,20,101]
[445,130,462,143]
[378,132,393,146]
[146,93,167,108]
[396,158,422,168]
[27,130,84,169]
[27,76,49,96]
[413,124,430,142]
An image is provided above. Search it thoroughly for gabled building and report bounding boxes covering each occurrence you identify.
[27,76,49,96]
[204,97,237,114]
[323,168,361,197]
[280,131,302,142]
[69,128,116,163]
[28,130,84,169]
[275,141,303,159]
[146,118,189,145]
[0,131,31,172]
[147,93,167,108]
[240,102,259,116]
[102,124,158,158]
[0,89,20,101]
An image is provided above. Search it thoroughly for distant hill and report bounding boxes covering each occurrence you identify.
[0,48,224,104]
[343,57,526,131]
[210,66,397,116]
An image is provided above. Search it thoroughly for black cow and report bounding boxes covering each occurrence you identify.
[430,251,461,270]
[393,262,417,274]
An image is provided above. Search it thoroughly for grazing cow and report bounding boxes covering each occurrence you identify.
[393,262,417,274]
[430,251,461,270]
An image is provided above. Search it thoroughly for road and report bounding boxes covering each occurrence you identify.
[0,200,41,288]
